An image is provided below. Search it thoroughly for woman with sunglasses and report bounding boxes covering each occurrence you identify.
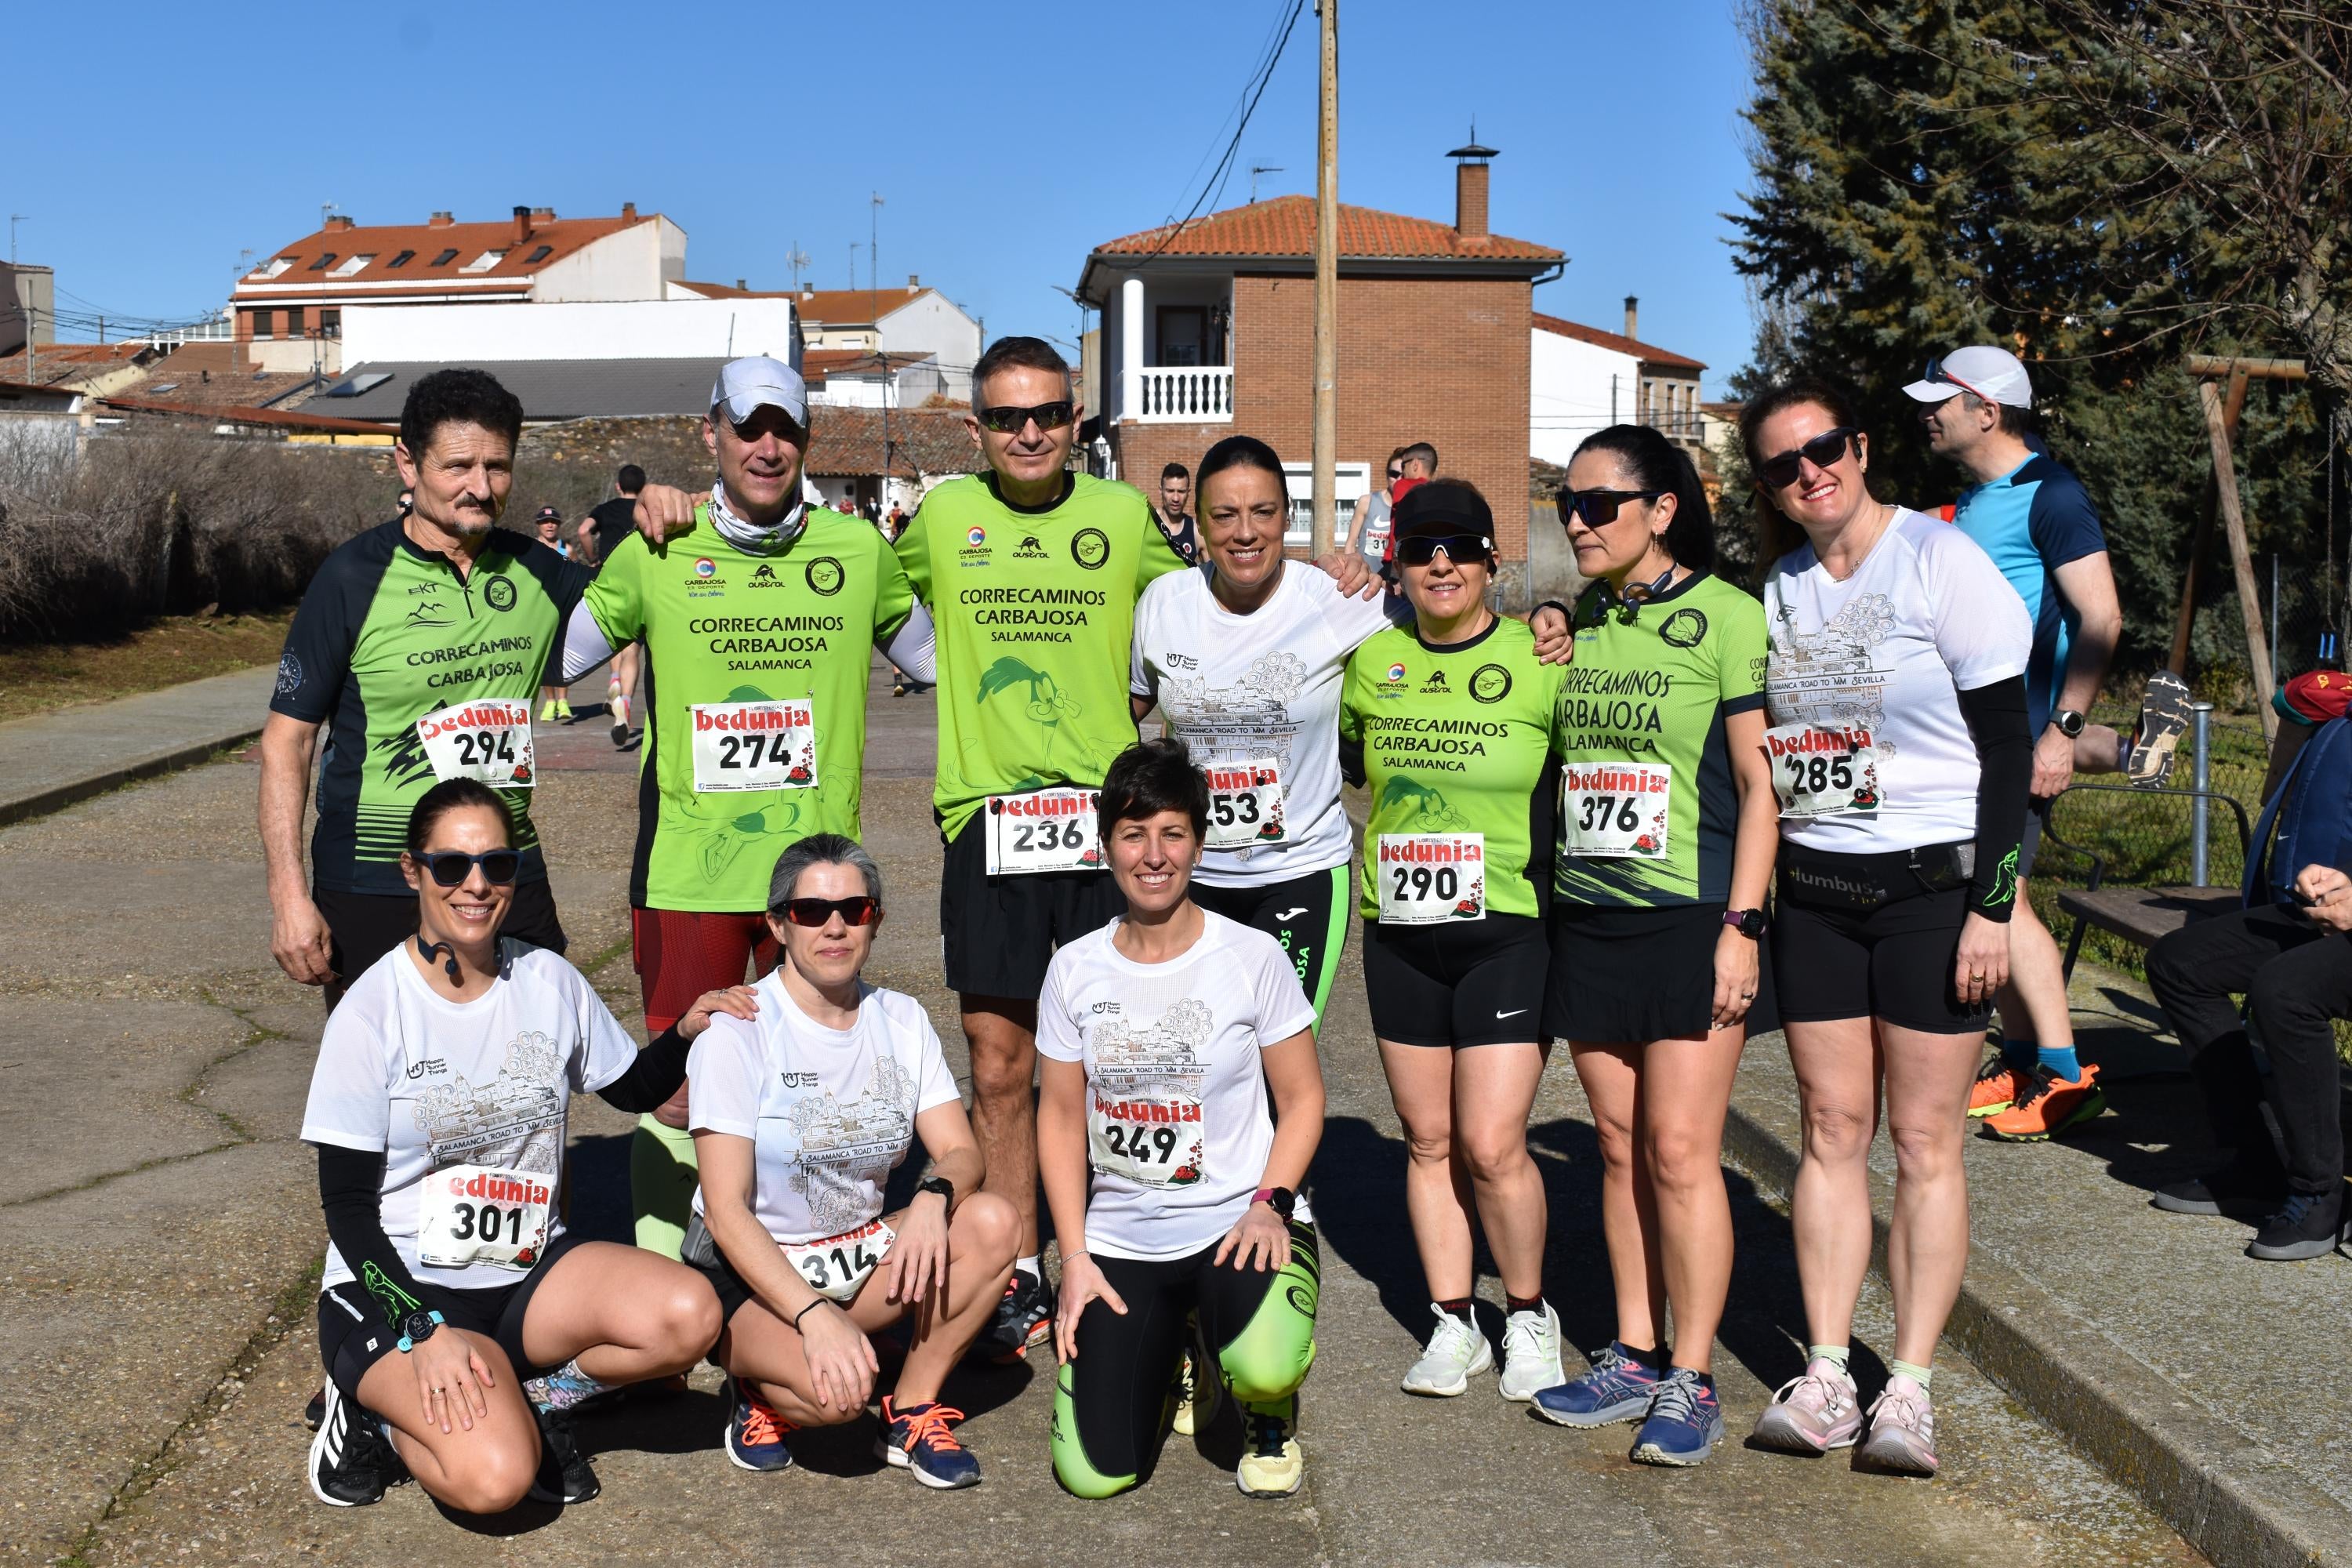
[1523,426,1777,1467]
[303,779,738,1514]
[683,834,1018,1489]
[1041,739,1325,1501]
[1337,481,1570,1406]
[1739,379,2031,1476]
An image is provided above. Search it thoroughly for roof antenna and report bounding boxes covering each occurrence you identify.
[1249,164,1285,203]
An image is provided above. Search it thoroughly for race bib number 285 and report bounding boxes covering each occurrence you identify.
[1765,722,1880,818]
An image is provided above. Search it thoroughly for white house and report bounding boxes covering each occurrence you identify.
[1531,298,1706,466]
[339,297,799,368]
[680,279,981,403]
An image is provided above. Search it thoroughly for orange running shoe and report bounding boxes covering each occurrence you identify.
[1984,1062,2106,1142]
[1966,1053,2030,1118]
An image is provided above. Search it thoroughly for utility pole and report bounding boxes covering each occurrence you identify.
[849,242,860,291]
[871,193,887,515]
[1310,0,1340,555]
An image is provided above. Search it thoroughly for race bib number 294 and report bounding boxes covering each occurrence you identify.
[416,700,535,788]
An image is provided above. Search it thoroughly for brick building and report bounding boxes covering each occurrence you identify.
[1075,143,1561,583]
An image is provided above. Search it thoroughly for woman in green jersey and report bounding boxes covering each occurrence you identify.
[1524,425,1777,1468]
[1338,481,1570,1408]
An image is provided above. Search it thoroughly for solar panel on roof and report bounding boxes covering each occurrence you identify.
[325,372,394,397]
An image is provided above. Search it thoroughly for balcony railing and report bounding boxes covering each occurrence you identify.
[1133,365,1233,423]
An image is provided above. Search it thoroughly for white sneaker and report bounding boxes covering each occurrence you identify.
[1497,1301,1565,1402]
[1401,1305,1493,1397]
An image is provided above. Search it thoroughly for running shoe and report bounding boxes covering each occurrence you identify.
[1169,1345,1200,1437]
[2125,670,2194,789]
[307,1381,401,1508]
[1497,1301,1566,1402]
[1965,1052,2030,1118]
[1401,1305,1493,1397]
[1858,1378,1938,1475]
[1236,1397,1304,1498]
[877,1397,980,1489]
[1530,1341,1663,1428]
[609,691,631,749]
[2246,1186,2347,1261]
[978,1268,1053,1363]
[1982,1062,2105,1142]
[724,1378,796,1472]
[303,1385,326,1433]
[1748,1359,1863,1454]
[527,1404,599,1504]
[2151,1159,2285,1216]
[539,698,559,723]
[554,699,573,722]
[1630,1368,1723,1467]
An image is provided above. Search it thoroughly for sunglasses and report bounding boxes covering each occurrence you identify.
[417,848,521,887]
[1560,488,1666,528]
[774,895,880,928]
[1918,355,1991,405]
[1387,468,1403,481]
[976,401,1075,435]
[1757,426,1861,489]
[1396,534,1493,566]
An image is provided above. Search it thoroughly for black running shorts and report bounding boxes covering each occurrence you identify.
[316,1231,586,1403]
[1361,913,1548,1048]
[1192,865,1351,1024]
[1544,903,1772,1044]
[938,813,1124,1001]
[1773,853,1990,1035]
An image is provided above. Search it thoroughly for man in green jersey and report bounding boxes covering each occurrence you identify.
[571,357,935,1259]
[893,335,1189,1357]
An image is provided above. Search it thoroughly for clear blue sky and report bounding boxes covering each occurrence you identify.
[13,1,1759,396]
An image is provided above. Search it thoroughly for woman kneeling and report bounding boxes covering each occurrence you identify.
[685,833,1017,1489]
[1043,739,1327,1500]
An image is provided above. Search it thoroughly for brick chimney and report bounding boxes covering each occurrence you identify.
[1624,296,1639,340]
[325,215,355,233]
[511,205,532,245]
[621,201,638,223]
[428,211,454,227]
[531,206,555,221]
[1448,134,1499,241]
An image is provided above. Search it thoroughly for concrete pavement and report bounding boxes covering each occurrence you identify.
[0,666,280,827]
[1,660,2206,1566]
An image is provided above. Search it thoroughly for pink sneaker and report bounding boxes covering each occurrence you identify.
[1749,1359,1863,1454]
[1859,1376,1938,1475]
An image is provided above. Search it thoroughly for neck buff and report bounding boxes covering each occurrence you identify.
[706,481,807,555]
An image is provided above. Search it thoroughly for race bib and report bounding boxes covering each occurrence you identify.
[1376,833,1486,924]
[983,789,1103,876]
[783,1218,896,1305]
[416,1163,554,1272]
[690,699,817,793]
[1088,1089,1206,1188]
[416,701,535,788]
[1765,723,1881,818]
[1560,762,1671,858]
[1202,759,1287,851]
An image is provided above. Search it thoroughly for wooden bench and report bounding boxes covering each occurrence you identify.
[2040,782,2253,981]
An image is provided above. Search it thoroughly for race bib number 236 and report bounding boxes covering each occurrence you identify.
[984,789,1103,876]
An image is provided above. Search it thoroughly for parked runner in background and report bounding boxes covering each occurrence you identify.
[587,464,649,749]
[532,508,575,724]
[1152,462,1202,567]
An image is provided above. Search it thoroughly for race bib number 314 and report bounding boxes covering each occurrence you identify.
[690,699,817,793]
[984,789,1103,875]
[784,1218,895,1305]
[1376,833,1486,924]
[1765,722,1881,818]
[416,700,535,788]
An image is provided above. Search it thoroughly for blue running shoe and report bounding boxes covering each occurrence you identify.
[725,1379,796,1472]
[1630,1368,1722,1467]
[1530,1341,1661,1428]
[877,1397,981,1490]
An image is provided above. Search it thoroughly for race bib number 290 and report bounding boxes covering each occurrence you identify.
[1376,833,1485,924]
[416,700,535,788]
[1765,722,1881,818]
[984,789,1103,875]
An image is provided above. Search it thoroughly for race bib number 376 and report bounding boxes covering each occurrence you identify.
[1765,722,1881,818]
[1561,763,1671,858]
[984,789,1103,876]
[417,700,535,788]
[1376,833,1486,924]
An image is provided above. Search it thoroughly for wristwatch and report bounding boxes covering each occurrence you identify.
[1252,1186,1297,1220]
[1722,909,1768,939]
[396,1309,445,1353]
[2050,709,2087,739]
[917,1175,955,1207]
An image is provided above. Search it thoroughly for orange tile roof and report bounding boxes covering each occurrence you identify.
[1534,311,1705,372]
[232,211,654,300]
[99,394,394,434]
[791,286,935,323]
[1091,194,1561,264]
[27,341,150,365]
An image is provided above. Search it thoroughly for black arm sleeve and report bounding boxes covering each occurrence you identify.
[593,1024,692,1114]
[1955,675,2033,921]
[1339,735,1367,789]
[318,1144,429,1327]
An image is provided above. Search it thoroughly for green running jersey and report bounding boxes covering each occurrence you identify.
[895,472,1187,841]
[1339,617,1566,921]
[586,505,915,912]
[1552,572,1769,908]
[271,520,590,896]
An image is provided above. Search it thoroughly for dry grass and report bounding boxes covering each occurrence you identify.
[0,608,293,723]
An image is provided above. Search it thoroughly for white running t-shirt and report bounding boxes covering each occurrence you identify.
[1036,911,1318,1261]
[687,971,962,1246]
[1132,564,1392,887]
[1762,507,2031,853]
[301,939,640,1292]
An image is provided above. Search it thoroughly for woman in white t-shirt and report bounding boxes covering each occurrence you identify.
[684,834,1016,1490]
[1737,380,2033,1478]
[1040,739,1326,1501]
[1131,434,1396,1027]
[302,779,739,1515]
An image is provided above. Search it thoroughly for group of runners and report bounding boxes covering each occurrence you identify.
[264,328,2176,1517]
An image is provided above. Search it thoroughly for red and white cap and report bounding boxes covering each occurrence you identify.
[1903,345,2032,408]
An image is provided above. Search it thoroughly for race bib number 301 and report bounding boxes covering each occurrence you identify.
[417,701,535,788]
[1089,1091,1205,1188]
[1202,759,1287,851]
[1376,833,1486,924]
[690,699,816,793]
[1765,722,1881,818]
[784,1218,896,1304]
[416,1163,553,1272]
[984,789,1103,875]
[1561,763,1671,858]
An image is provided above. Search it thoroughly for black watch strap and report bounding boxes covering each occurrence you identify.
[918,1175,955,1207]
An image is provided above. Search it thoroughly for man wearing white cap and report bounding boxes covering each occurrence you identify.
[561,356,938,1274]
[1905,345,2188,1142]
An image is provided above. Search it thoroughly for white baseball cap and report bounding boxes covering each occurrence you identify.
[1903,345,2031,407]
[710,356,809,426]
